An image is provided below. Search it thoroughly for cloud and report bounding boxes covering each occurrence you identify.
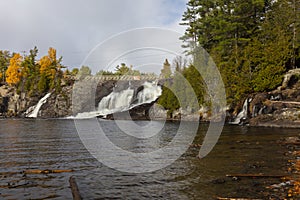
[0,0,188,72]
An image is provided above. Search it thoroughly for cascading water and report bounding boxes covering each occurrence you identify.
[230,98,248,125]
[26,93,51,118]
[137,82,161,104]
[74,82,162,119]
[98,88,135,115]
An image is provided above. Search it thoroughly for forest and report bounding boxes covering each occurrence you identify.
[157,0,300,116]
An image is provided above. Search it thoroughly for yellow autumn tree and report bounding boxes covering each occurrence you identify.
[6,53,23,85]
[39,47,58,80]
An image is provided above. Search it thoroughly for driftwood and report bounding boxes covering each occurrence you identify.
[280,142,300,145]
[226,174,286,178]
[217,198,262,200]
[69,176,82,200]
[0,182,37,189]
[270,100,300,105]
[0,169,73,176]
[24,169,73,174]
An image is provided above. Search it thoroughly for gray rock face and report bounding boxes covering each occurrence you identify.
[0,85,38,117]
[39,86,73,118]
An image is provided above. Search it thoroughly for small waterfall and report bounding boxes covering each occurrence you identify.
[74,82,162,119]
[231,98,248,125]
[26,93,51,118]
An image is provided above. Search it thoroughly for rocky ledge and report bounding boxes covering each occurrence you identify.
[231,69,300,128]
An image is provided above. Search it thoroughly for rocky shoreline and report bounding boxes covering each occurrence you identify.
[227,69,300,128]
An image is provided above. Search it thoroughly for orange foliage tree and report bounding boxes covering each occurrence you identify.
[6,53,23,85]
[38,47,63,91]
[39,47,57,79]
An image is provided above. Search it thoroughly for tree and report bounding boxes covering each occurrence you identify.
[115,63,140,76]
[78,65,91,78]
[39,47,64,91]
[173,56,188,73]
[96,70,114,76]
[115,63,130,75]
[21,47,39,93]
[37,73,49,93]
[157,83,180,118]
[71,68,79,76]
[0,50,10,83]
[180,0,203,52]
[6,53,23,86]
[160,59,172,78]
[180,0,298,104]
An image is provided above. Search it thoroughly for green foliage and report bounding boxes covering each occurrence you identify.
[96,70,115,76]
[77,66,91,79]
[37,73,49,93]
[21,46,39,94]
[115,63,140,76]
[71,68,79,76]
[0,50,11,82]
[157,84,180,117]
[158,65,205,115]
[181,0,300,105]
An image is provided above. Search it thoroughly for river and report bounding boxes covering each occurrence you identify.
[0,119,297,199]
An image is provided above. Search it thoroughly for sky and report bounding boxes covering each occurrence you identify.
[0,0,188,74]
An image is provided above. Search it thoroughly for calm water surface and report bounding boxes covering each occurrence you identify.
[0,119,298,199]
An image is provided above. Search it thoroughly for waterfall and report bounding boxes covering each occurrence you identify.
[98,88,135,115]
[74,82,162,119]
[137,82,161,104]
[230,98,248,125]
[26,93,51,118]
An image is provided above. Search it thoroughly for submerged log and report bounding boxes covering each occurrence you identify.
[226,174,286,178]
[69,176,82,200]
[24,169,74,174]
[0,169,74,176]
[217,198,262,200]
[270,100,300,105]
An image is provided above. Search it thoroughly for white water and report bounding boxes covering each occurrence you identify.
[74,82,162,119]
[137,82,161,104]
[231,98,248,125]
[98,88,135,114]
[26,93,51,118]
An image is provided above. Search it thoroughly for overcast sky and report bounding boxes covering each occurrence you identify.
[0,0,188,73]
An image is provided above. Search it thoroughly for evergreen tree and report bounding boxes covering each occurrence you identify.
[21,47,39,93]
[37,73,49,93]
[78,65,92,79]
[0,50,11,83]
[160,59,172,78]
[180,0,299,104]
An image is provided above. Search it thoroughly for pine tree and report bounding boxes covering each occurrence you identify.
[160,59,172,78]
[0,50,10,83]
[22,47,39,93]
[37,73,49,93]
